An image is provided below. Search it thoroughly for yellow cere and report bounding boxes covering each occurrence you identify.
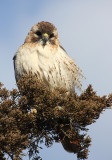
[43,33,49,37]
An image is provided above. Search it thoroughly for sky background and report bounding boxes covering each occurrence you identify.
[0,0,112,159]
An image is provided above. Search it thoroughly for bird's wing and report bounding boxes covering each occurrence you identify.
[59,45,68,54]
[55,45,84,91]
[13,54,18,81]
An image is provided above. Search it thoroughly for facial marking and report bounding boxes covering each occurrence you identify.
[25,21,59,47]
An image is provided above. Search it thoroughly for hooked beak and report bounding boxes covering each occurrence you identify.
[42,33,49,45]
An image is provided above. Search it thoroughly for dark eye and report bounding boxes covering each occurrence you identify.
[49,33,54,38]
[36,31,42,36]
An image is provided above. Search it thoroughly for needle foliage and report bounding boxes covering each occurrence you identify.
[0,75,112,160]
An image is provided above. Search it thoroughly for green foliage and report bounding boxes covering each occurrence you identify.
[0,76,112,160]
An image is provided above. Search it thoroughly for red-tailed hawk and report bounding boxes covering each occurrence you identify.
[13,21,84,93]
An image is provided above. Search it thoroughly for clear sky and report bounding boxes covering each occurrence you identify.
[0,0,112,159]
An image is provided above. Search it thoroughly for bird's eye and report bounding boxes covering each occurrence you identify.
[49,33,54,38]
[36,31,42,36]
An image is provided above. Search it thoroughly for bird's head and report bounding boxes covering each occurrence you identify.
[25,21,59,47]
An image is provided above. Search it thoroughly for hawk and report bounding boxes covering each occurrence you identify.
[13,21,84,93]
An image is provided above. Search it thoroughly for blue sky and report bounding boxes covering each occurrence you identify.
[0,0,112,159]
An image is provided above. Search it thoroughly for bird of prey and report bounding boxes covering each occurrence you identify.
[13,21,84,93]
